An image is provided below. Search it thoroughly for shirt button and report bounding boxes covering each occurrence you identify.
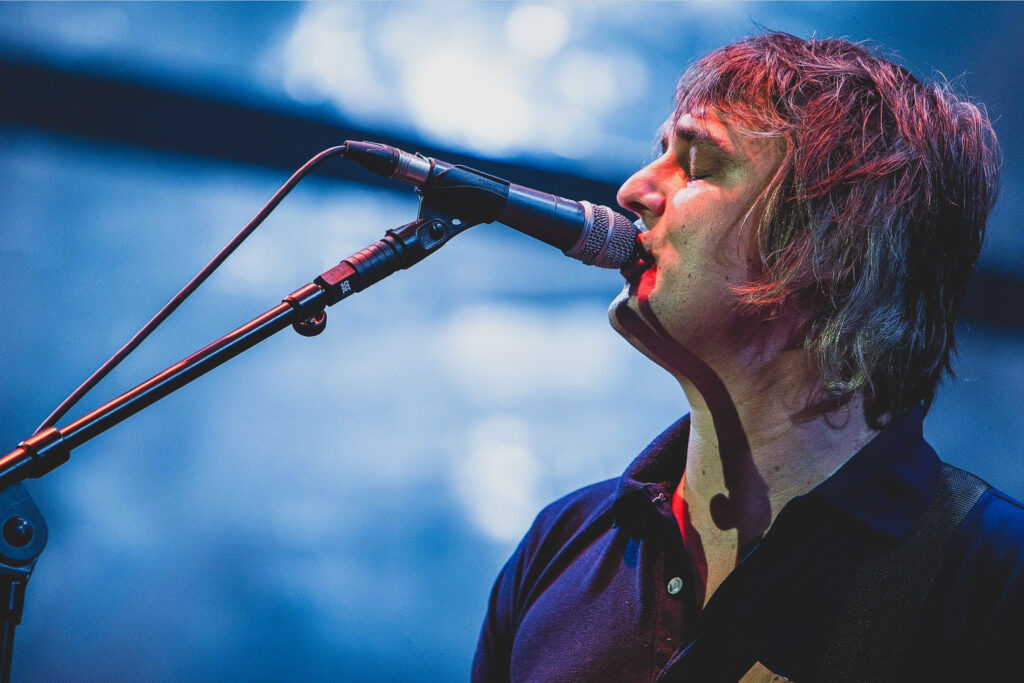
[667,576,684,595]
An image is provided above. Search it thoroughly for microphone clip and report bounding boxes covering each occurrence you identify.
[314,204,478,307]
[416,199,478,238]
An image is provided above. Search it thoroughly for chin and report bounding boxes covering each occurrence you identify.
[607,288,654,356]
[607,285,635,333]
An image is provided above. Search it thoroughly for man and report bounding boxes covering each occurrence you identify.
[472,32,1022,682]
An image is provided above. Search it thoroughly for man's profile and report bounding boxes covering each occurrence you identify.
[472,32,1021,682]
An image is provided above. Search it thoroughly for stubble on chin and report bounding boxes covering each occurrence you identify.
[608,287,670,371]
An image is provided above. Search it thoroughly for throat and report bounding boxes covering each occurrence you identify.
[671,479,756,608]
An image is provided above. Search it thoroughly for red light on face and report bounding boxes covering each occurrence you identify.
[635,267,656,303]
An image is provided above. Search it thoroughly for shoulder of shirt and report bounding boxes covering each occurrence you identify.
[966,485,1024,542]
[949,484,1024,585]
[939,485,1024,630]
[535,477,619,527]
[513,477,619,566]
[984,486,1024,512]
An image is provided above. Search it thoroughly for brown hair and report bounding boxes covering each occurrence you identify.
[674,31,1000,427]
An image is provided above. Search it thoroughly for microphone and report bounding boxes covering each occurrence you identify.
[342,141,638,269]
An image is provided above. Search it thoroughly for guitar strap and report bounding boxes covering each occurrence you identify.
[816,463,990,682]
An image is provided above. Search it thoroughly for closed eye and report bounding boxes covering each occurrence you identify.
[655,133,713,181]
[685,147,714,181]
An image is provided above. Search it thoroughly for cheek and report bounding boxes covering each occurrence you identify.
[670,186,700,211]
[672,184,746,240]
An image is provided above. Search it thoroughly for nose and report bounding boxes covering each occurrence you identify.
[616,162,665,220]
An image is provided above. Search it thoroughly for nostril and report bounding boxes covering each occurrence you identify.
[622,200,647,217]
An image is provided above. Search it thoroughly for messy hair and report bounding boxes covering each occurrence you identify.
[675,31,1000,427]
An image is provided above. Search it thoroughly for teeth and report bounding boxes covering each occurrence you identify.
[635,242,653,265]
[630,220,653,264]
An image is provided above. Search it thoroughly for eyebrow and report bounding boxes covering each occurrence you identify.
[673,125,735,158]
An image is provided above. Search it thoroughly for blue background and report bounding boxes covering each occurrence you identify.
[0,3,1021,680]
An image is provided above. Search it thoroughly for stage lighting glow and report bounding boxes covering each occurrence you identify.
[437,305,619,403]
[455,414,541,542]
[505,3,569,59]
[281,3,387,115]
[402,48,532,155]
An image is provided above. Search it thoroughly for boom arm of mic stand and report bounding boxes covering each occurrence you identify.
[0,211,472,489]
[0,209,472,680]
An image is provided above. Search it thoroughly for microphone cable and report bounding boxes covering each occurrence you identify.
[34,146,348,435]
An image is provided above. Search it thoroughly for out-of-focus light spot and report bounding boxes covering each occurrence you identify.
[539,107,599,157]
[402,49,531,155]
[454,414,540,542]
[437,304,620,403]
[557,48,647,112]
[281,4,387,115]
[505,3,570,59]
[275,2,651,167]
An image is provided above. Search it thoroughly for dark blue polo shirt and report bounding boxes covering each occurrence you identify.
[472,411,1024,681]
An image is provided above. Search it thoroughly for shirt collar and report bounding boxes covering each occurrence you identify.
[613,415,690,530]
[612,406,940,540]
[810,405,940,540]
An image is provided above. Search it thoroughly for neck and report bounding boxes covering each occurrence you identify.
[675,344,878,565]
[613,298,879,535]
[608,290,879,605]
[669,345,877,608]
[683,378,875,521]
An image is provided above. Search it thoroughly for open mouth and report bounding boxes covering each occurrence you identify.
[619,234,654,288]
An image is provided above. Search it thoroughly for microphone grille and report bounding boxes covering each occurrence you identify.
[570,204,638,268]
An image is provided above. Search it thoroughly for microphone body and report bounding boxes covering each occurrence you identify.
[343,141,637,269]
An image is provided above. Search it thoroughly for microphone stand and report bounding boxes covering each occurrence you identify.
[0,204,474,681]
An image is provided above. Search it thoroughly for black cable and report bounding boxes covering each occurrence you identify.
[35,145,349,434]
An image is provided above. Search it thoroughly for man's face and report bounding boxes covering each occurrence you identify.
[609,110,783,374]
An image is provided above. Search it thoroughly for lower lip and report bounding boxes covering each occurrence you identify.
[620,259,652,296]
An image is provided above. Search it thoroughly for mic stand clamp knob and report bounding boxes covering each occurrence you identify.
[291,310,327,337]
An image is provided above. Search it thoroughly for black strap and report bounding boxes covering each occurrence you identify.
[817,463,989,682]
